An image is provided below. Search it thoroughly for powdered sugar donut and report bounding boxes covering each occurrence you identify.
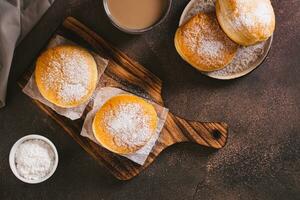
[35,45,98,108]
[92,94,158,154]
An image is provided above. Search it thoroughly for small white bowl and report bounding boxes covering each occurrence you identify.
[9,134,59,184]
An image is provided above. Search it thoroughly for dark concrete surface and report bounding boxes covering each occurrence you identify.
[1,0,299,199]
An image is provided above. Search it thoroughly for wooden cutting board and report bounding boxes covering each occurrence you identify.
[18,17,228,180]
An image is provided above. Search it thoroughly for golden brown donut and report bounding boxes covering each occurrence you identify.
[35,45,98,108]
[175,13,238,72]
[216,0,275,46]
[92,95,158,154]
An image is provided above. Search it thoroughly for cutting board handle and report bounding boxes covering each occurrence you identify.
[158,113,228,149]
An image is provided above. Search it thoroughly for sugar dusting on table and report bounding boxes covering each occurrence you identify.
[205,134,298,186]
[104,103,152,147]
[15,139,55,181]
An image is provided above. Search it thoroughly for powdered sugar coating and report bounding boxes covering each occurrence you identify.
[59,84,87,102]
[179,12,238,70]
[199,39,224,58]
[231,0,274,29]
[103,103,152,148]
[41,47,91,103]
[182,18,226,59]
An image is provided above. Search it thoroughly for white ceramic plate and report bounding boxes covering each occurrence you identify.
[9,134,59,184]
[178,0,273,80]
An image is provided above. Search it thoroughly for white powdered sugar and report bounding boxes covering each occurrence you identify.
[42,50,90,103]
[59,83,87,102]
[182,23,200,50]
[104,103,152,147]
[199,39,224,58]
[182,15,229,62]
[15,139,55,181]
[233,0,273,28]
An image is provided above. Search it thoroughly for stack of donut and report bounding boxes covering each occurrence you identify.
[175,0,275,72]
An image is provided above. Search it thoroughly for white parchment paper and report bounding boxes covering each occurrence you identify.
[23,35,108,120]
[81,87,169,165]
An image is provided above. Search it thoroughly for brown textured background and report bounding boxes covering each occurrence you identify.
[0,0,299,199]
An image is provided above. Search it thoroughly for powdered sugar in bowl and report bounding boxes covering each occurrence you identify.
[9,135,58,184]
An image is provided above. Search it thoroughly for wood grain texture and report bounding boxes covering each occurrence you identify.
[18,17,228,180]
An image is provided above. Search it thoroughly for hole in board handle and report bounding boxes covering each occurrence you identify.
[212,130,221,139]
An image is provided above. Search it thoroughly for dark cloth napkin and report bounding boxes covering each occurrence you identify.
[0,0,55,108]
